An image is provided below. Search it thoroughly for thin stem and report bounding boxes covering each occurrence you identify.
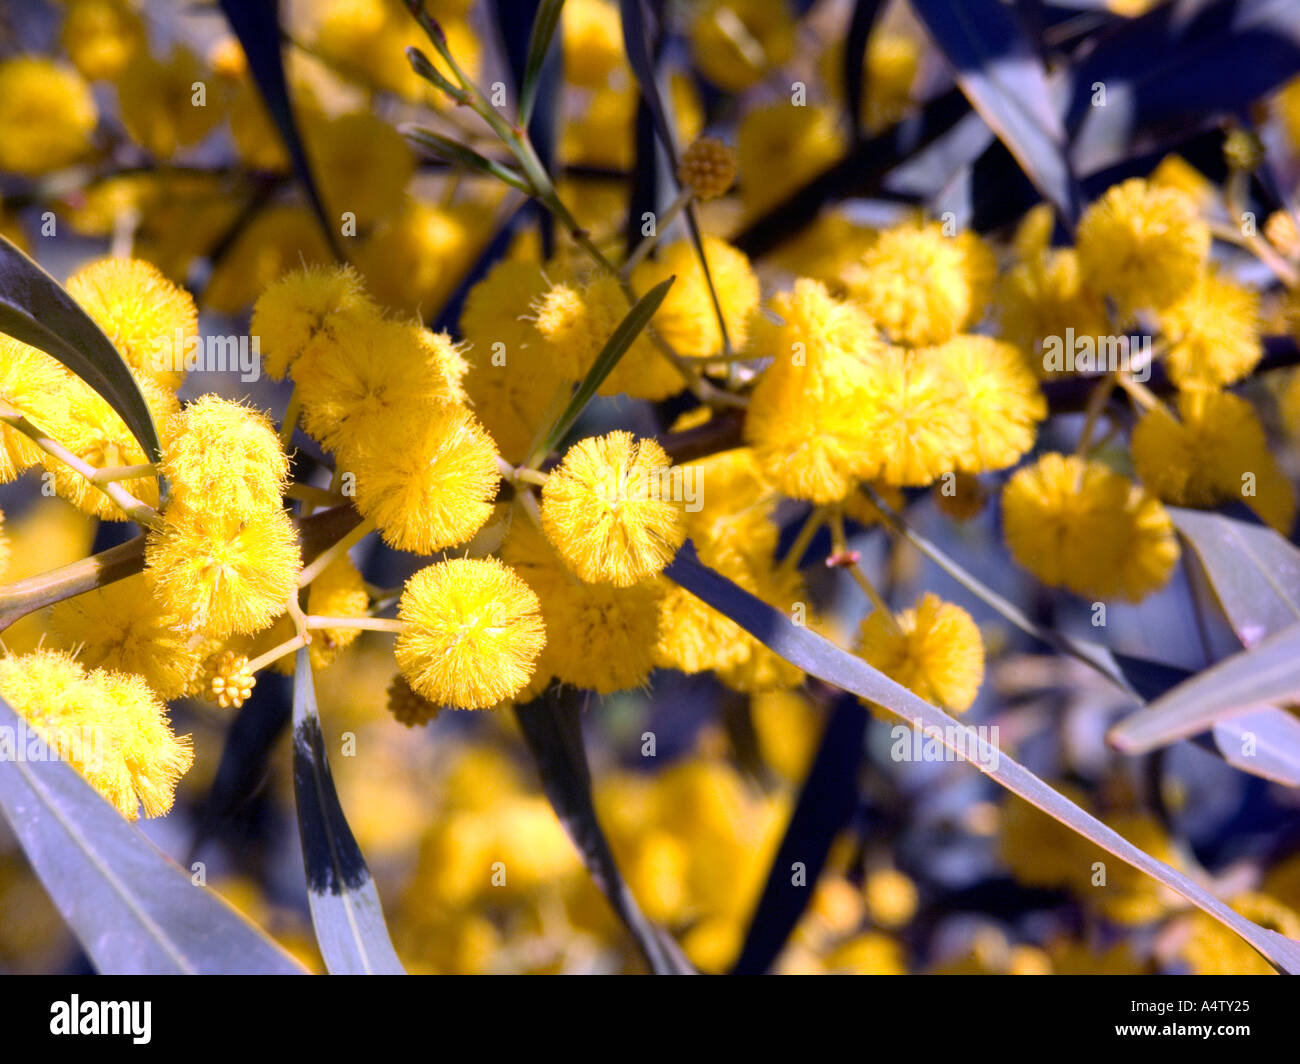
[246,634,308,675]
[1075,374,1118,455]
[777,506,826,575]
[0,405,159,528]
[297,515,376,587]
[90,463,157,484]
[621,187,693,278]
[306,615,403,633]
[1115,370,1160,412]
[831,512,901,633]
[285,482,345,508]
[279,385,301,449]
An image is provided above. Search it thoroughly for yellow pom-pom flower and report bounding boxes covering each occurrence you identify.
[1159,267,1262,389]
[1001,453,1179,601]
[736,103,845,217]
[145,504,302,638]
[541,432,686,586]
[1076,178,1209,314]
[1131,389,1294,534]
[66,257,199,391]
[0,57,97,175]
[562,0,625,87]
[41,374,168,519]
[743,279,881,502]
[997,248,1109,367]
[843,221,996,347]
[928,335,1047,473]
[689,0,796,92]
[678,137,738,201]
[503,520,663,694]
[395,557,546,710]
[0,338,66,483]
[116,46,222,158]
[632,237,759,359]
[854,346,970,487]
[161,396,288,520]
[61,0,146,81]
[350,404,501,555]
[0,649,193,819]
[533,271,685,400]
[48,574,202,700]
[250,265,377,380]
[294,315,469,460]
[856,593,985,713]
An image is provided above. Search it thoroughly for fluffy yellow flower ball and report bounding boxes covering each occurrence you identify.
[47,574,202,700]
[0,649,193,819]
[350,403,501,556]
[857,593,985,713]
[736,103,845,217]
[1076,178,1209,314]
[928,335,1047,474]
[251,265,378,380]
[843,221,996,347]
[1159,267,1262,389]
[294,314,468,461]
[116,47,222,158]
[61,0,146,81]
[395,558,546,710]
[1001,453,1179,601]
[502,520,663,695]
[66,257,199,391]
[145,504,302,638]
[0,57,97,175]
[541,432,686,586]
[1131,390,1294,534]
[633,237,759,359]
[689,0,796,92]
[161,396,289,521]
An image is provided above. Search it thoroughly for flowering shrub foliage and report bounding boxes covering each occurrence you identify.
[0,0,1299,977]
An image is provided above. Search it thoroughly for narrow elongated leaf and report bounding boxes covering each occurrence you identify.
[911,0,1082,222]
[515,687,694,974]
[519,0,565,125]
[844,0,888,133]
[1109,622,1300,754]
[291,648,405,974]
[216,0,344,261]
[402,124,531,191]
[1171,507,1300,647]
[664,544,1300,973]
[528,276,674,462]
[618,0,729,348]
[732,695,865,974]
[1066,0,1300,174]
[1213,709,1300,787]
[0,534,144,632]
[0,236,160,462]
[0,695,304,974]
[618,0,677,163]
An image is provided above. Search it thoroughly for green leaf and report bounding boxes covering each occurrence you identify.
[0,235,161,462]
[664,543,1300,973]
[291,648,406,974]
[1109,622,1300,755]
[514,686,694,974]
[527,275,675,464]
[1170,507,1300,648]
[519,0,565,126]
[0,694,305,974]
[401,124,531,192]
